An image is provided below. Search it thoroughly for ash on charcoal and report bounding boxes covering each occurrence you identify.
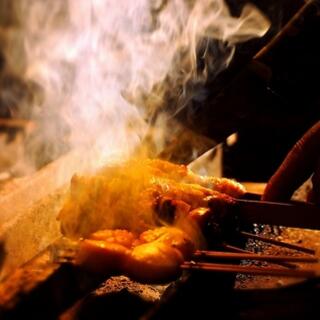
[143,271,237,320]
[65,276,165,320]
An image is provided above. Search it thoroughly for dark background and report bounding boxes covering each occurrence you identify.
[175,0,320,181]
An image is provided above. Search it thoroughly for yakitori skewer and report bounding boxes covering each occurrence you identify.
[221,243,298,269]
[181,262,317,278]
[192,250,318,263]
[239,231,315,255]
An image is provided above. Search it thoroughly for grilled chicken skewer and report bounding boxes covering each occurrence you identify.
[58,158,247,281]
[58,159,318,282]
[75,227,194,282]
[58,158,245,239]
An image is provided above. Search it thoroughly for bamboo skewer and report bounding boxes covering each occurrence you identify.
[181,262,316,278]
[221,243,253,254]
[239,231,315,255]
[193,250,318,263]
[221,243,298,269]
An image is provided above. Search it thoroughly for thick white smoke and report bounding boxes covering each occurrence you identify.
[13,0,269,170]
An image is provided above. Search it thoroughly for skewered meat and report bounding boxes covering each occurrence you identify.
[58,159,245,239]
[58,158,245,282]
[75,227,194,282]
[143,159,245,197]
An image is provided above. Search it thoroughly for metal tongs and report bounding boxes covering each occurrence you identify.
[235,193,320,231]
[188,147,320,231]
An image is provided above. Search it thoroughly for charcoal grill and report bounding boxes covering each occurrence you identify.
[1,1,320,319]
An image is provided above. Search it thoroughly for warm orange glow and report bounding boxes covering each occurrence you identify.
[75,226,194,282]
[59,158,246,281]
[58,158,245,240]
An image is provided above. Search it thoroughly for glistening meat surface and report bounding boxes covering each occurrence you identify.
[76,227,194,282]
[58,159,245,282]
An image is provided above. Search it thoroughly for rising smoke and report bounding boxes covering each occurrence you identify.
[3,0,270,172]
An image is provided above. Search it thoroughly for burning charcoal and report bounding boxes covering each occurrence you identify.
[143,272,236,320]
[65,276,164,320]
